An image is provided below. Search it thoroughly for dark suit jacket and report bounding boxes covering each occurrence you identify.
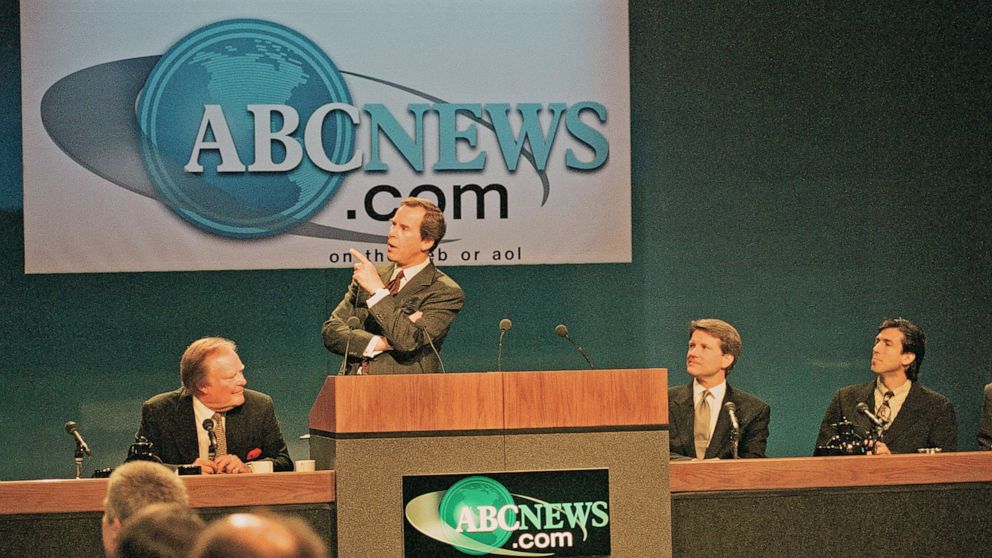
[669,382,770,459]
[815,380,957,454]
[137,388,293,471]
[978,383,992,450]
[322,261,464,375]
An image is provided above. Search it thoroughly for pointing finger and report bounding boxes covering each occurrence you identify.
[349,248,371,265]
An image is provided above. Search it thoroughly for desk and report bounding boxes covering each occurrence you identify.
[0,471,335,557]
[670,452,992,557]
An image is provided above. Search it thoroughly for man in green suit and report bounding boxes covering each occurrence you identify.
[322,197,464,375]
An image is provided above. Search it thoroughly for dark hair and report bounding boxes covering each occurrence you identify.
[878,318,926,381]
[689,318,743,374]
[400,197,446,253]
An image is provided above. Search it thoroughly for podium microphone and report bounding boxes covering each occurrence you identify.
[403,302,447,374]
[497,318,512,371]
[555,323,594,369]
[856,402,887,429]
[65,421,92,456]
[203,419,217,460]
[724,401,740,459]
[338,316,362,375]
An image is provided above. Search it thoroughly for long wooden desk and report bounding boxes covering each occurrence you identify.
[3,454,991,557]
[0,471,336,557]
[670,452,992,557]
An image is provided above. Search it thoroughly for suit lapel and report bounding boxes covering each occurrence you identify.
[706,385,732,458]
[881,383,921,447]
[225,399,247,459]
[173,392,199,464]
[394,263,436,306]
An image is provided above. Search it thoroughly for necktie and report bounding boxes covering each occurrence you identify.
[212,412,227,456]
[386,269,405,295]
[694,390,712,459]
[877,391,894,426]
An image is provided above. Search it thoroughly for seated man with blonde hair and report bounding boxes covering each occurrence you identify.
[137,337,292,474]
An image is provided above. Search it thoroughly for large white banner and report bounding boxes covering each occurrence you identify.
[21,1,630,273]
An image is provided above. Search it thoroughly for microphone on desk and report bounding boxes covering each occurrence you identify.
[555,323,594,369]
[338,315,362,375]
[497,318,512,371]
[724,401,740,459]
[65,421,91,456]
[403,302,447,374]
[203,419,217,460]
[856,402,887,429]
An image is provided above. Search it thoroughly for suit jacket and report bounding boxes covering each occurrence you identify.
[322,261,464,375]
[815,380,957,454]
[978,383,992,450]
[669,382,770,459]
[137,388,293,471]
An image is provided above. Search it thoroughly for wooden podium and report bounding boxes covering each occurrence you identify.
[308,368,671,557]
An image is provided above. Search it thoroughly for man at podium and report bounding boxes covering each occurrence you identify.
[322,197,464,375]
[668,319,770,459]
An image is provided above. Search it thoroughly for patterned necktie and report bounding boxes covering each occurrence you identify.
[212,412,227,456]
[386,269,405,295]
[694,390,712,459]
[877,391,894,426]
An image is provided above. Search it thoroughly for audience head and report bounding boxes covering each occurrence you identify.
[190,511,327,558]
[102,461,190,557]
[116,503,205,558]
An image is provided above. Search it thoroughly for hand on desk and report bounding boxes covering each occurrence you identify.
[193,454,251,474]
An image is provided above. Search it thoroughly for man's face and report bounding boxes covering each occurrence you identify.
[871,327,914,376]
[197,348,247,412]
[387,205,433,268]
[686,329,734,386]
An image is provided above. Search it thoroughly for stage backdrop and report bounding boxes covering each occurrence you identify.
[21,0,630,273]
[1,2,990,482]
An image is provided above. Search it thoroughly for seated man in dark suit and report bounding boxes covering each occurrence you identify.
[137,337,293,473]
[977,382,992,450]
[815,318,957,454]
[669,319,770,459]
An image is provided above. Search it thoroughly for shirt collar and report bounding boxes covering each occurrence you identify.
[693,379,727,403]
[876,377,912,398]
[392,258,430,282]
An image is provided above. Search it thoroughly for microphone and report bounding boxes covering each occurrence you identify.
[724,401,740,431]
[497,318,512,372]
[555,323,594,369]
[402,302,447,374]
[203,419,217,460]
[856,402,887,429]
[724,401,740,459]
[65,421,92,456]
[338,315,362,375]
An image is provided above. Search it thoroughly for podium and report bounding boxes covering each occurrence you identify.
[308,369,671,557]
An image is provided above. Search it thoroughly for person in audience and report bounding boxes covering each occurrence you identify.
[101,461,190,557]
[190,511,327,558]
[116,502,205,558]
[668,318,771,459]
[978,382,992,450]
[815,318,957,454]
[137,337,293,474]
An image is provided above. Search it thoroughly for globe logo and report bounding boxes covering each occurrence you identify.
[438,476,517,555]
[135,19,354,238]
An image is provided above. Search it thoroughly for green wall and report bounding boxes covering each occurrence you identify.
[1,2,990,480]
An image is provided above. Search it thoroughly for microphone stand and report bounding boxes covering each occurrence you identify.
[730,427,740,460]
[73,442,85,479]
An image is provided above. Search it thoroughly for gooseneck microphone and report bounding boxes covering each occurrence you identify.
[724,402,740,459]
[856,402,887,429]
[65,421,92,456]
[497,318,512,372]
[555,323,594,369]
[339,315,363,375]
[203,419,217,460]
[402,303,447,374]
